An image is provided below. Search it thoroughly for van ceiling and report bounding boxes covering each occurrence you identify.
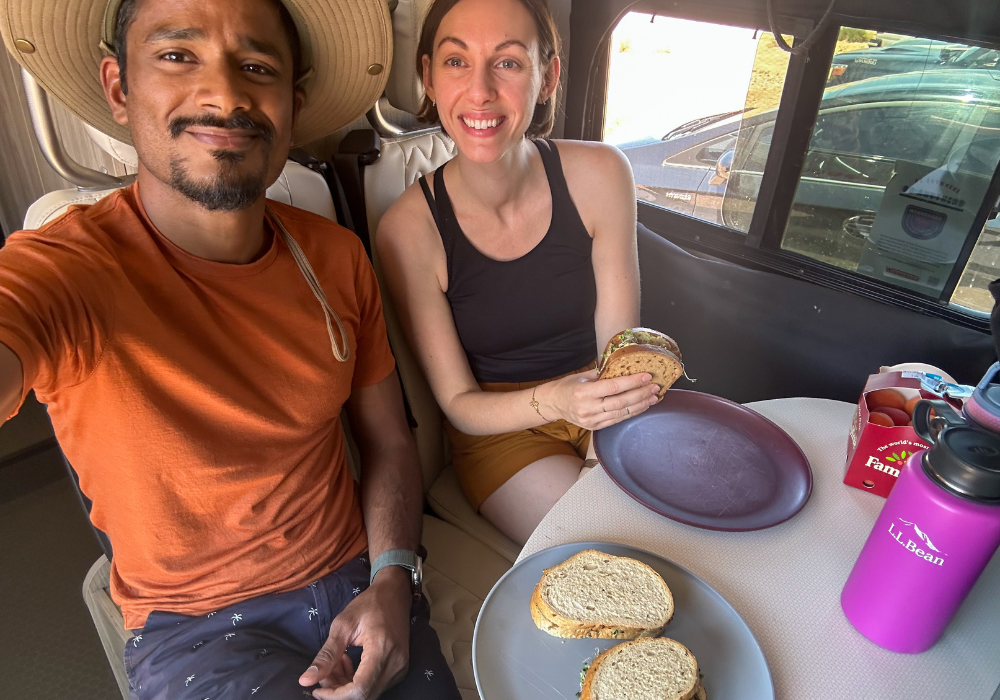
[603,0,1000,44]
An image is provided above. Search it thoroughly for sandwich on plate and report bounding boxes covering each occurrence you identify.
[580,637,703,700]
[598,328,685,400]
[531,549,674,639]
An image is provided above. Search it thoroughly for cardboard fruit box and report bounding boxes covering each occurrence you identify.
[845,371,933,497]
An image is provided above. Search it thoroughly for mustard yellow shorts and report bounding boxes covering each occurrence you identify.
[445,363,595,511]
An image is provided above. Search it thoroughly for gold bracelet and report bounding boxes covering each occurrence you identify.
[530,386,549,422]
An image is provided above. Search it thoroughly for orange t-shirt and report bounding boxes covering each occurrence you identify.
[0,185,395,628]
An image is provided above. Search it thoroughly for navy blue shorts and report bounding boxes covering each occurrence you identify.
[124,555,461,699]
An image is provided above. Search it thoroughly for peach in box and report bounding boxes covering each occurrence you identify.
[868,411,894,427]
[877,406,911,427]
[866,388,908,412]
[845,371,932,498]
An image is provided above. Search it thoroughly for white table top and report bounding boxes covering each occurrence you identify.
[519,397,1000,700]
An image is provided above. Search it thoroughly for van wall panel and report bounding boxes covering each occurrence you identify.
[637,225,996,404]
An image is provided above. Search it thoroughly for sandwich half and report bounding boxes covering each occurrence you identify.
[530,549,674,639]
[580,637,700,700]
[598,328,683,400]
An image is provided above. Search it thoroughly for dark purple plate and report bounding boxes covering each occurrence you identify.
[593,390,812,531]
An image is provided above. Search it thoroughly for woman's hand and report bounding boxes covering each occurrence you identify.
[536,370,660,430]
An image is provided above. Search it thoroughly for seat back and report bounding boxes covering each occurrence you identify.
[362,0,459,493]
[365,131,457,490]
[24,160,338,230]
[359,0,461,492]
[357,0,522,564]
[21,125,339,230]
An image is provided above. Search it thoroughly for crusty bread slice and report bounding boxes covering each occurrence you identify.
[580,638,699,700]
[599,344,683,399]
[530,550,674,639]
[693,681,707,700]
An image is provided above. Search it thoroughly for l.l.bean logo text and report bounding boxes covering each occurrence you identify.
[888,518,946,567]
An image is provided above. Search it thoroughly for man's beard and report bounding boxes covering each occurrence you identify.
[167,114,275,212]
[169,150,268,212]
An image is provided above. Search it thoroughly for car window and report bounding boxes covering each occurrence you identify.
[951,107,1000,313]
[860,104,971,164]
[718,122,774,231]
[954,47,1000,69]
[718,28,896,230]
[968,49,999,69]
[605,12,792,231]
[803,103,973,178]
[779,31,1000,304]
[741,124,774,173]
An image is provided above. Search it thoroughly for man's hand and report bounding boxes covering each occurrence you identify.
[299,566,413,699]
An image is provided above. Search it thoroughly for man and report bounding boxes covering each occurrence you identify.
[0,0,461,697]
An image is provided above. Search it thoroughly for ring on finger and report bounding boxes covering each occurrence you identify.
[601,396,607,413]
[625,406,630,415]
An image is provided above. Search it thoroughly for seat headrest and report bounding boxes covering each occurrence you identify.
[84,124,139,169]
[385,0,435,115]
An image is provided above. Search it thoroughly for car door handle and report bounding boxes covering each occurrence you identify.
[843,212,876,240]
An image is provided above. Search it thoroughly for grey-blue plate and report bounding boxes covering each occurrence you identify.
[473,541,774,700]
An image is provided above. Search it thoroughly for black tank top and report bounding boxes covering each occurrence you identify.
[419,139,597,383]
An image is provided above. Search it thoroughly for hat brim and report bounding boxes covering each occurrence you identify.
[1,0,391,147]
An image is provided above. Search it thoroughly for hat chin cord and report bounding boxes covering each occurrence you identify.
[266,206,351,363]
[21,67,133,191]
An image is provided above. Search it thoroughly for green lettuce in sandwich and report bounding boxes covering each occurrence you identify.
[598,328,684,400]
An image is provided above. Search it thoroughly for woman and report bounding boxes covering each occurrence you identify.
[376,0,655,545]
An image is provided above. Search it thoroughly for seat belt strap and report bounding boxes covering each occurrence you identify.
[334,130,381,258]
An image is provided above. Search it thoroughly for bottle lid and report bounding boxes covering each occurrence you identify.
[923,426,1000,504]
[966,362,1000,433]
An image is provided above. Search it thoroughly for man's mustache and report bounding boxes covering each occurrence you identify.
[169,113,275,144]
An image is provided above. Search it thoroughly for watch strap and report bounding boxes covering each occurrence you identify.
[369,549,422,587]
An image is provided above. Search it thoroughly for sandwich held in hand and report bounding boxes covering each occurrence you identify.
[599,328,684,400]
[531,550,674,639]
[580,637,702,700]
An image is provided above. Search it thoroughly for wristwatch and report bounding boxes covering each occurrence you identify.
[369,548,424,591]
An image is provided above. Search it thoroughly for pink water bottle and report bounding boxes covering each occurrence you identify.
[841,400,1000,653]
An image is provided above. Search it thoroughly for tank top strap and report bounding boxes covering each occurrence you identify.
[534,139,590,242]
[420,164,462,252]
[533,139,573,212]
[418,174,440,230]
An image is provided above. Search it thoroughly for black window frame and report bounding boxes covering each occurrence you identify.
[568,0,1000,332]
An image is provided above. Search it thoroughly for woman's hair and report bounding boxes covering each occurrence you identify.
[415,0,562,139]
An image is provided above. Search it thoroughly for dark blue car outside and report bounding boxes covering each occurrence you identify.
[619,69,1000,226]
[827,39,971,85]
[618,69,1000,279]
[831,42,998,85]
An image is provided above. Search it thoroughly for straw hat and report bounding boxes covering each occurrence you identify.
[0,0,392,146]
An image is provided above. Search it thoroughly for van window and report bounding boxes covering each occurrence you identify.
[606,13,792,231]
[953,217,1000,313]
[603,17,998,320]
[779,28,1000,309]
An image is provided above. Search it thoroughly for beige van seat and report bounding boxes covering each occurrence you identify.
[364,0,521,564]
[18,118,510,699]
[24,131,337,229]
